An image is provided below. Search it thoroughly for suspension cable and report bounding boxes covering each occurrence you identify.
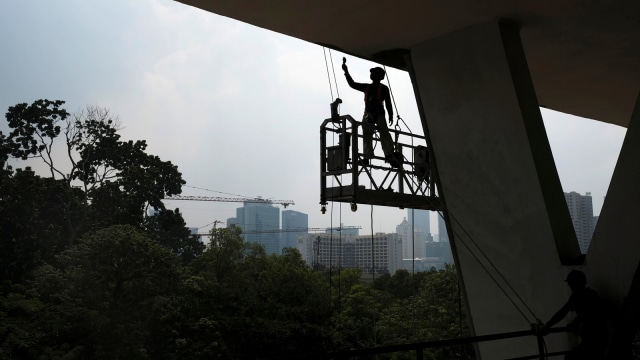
[323,46,346,327]
[411,210,415,275]
[410,209,416,334]
[448,211,539,321]
[323,47,335,101]
[454,227,532,323]
[382,64,412,164]
[338,202,342,315]
[438,211,538,323]
[383,65,401,124]
[183,185,254,199]
[370,204,377,345]
[330,47,343,316]
[324,46,335,312]
[329,198,334,308]
[328,49,340,99]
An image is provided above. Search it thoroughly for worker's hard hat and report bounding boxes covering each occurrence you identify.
[565,269,587,286]
[370,67,386,79]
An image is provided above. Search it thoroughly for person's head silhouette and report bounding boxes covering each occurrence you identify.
[565,269,587,292]
[370,67,385,82]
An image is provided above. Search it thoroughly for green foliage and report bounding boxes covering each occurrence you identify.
[0,282,45,359]
[143,208,205,265]
[185,228,334,359]
[30,225,183,359]
[3,219,475,359]
[2,101,186,230]
[3,100,68,162]
[1,100,191,272]
[1,100,477,359]
[374,269,425,300]
[0,167,87,284]
[0,100,204,358]
[376,264,473,359]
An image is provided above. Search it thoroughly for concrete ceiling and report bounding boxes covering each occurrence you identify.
[176,0,640,127]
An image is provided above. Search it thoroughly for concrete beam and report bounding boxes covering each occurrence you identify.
[408,21,580,358]
[586,92,640,359]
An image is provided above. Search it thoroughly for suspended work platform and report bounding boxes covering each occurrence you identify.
[320,109,441,212]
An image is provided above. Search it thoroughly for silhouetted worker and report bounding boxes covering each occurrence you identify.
[342,58,399,167]
[540,270,609,360]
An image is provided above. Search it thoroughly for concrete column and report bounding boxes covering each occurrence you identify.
[408,21,581,358]
[586,92,640,359]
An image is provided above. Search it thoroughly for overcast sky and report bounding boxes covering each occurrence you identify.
[0,0,627,236]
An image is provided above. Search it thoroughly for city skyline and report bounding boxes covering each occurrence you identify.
[0,1,627,236]
[214,190,597,267]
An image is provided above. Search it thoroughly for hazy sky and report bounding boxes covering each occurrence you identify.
[0,0,627,236]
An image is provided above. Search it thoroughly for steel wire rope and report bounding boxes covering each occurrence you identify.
[370,204,377,348]
[446,211,540,322]
[410,209,417,335]
[198,219,222,230]
[384,66,420,336]
[382,64,410,137]
[338,199,342,316]
[382,65,418,174]
[449,213,550,359]
[382,65,401,124]
[183,185,256,199]
[451,226,532,323]
[323,47,335,102]
[329,200,334,311]
[329,49,345,321]
[437,211,536,324]
[328,49,340,99]
[323,46,346,328]
[322,46,336,311]
[457,271,465,351]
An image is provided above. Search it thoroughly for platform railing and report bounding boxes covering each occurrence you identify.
[320,114,441,211]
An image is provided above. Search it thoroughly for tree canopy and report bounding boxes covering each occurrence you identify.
[0,100,475,359]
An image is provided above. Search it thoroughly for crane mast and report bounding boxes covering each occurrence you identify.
[195,226,362,236]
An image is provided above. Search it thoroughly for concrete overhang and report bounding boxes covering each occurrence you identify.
[176,0,640,127]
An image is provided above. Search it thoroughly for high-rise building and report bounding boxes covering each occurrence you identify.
[397,218,412,259]
[298,232,357,270]
[396,217,427,260]
[437,211,449,242]
[232,201,280,255]
[407,208,431,234]
[564,191,596,253]
[356,233,403,275]
[298,233,403,274]
[326,224,360,236]
[426,241,453,264]
[281,210,308,253]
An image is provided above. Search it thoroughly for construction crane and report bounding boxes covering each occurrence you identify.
[195,226,361,237]
[164,195,294,208]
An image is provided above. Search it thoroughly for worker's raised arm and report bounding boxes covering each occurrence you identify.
[343,69,356,88]
[342,58,367,92]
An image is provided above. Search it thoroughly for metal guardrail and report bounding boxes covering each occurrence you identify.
[265,328,569,360]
